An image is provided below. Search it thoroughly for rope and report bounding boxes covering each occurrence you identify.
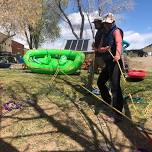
[2,51,152,144]
[48,51,61,86]
[61,69,132,121]
[60,69,152,142]
[108,50,140,118]
[107,50,152,143]
[30,49,152,144]
[49,67,60,86]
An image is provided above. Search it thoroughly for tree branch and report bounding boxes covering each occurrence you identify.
[1,33,16,44]
[56,0,79,39]
[24,30,30,48]
[86,12,95,39]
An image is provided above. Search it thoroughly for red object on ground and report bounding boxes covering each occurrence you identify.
[81,59,92,70]
[127,70,146,79]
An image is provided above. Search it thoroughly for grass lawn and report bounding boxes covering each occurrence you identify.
[0,68,152,152]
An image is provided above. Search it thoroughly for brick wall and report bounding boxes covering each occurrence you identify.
[11,40,24,55]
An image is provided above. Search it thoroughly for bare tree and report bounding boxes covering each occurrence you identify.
[0,0,134,48]
[50,0,134,39]
[51,0,85,39]
[96,0,134,16]
[0,0,61,49]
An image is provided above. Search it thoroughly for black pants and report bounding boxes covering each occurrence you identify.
[97,59,124,112]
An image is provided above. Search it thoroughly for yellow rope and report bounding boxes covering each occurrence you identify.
[44,49,144,126]
[46,51,151,135]
[144,98,152,119]
[60,69,134,122]
[49,54,61,86]
[49,67,59,85]
[108,50,140,118]
[60,69,152,138]
[44,60,152,136]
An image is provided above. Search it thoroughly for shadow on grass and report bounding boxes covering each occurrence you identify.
[60,78,152,151]
[1,77,152,151]
[1,82,110,151]
[51,89,117,151]
[0,139,19,152]
[126,77,144,82]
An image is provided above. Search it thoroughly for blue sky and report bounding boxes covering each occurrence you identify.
[119,0,152,33]
[65,0,152,34]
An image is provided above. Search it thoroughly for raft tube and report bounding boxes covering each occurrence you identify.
[23,49,85,74]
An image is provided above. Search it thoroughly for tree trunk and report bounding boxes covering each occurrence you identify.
[25,30,33,49]
[77,0,84,39]
[57,0,79,39]
[33,34,39,49]
[86,12,95,39]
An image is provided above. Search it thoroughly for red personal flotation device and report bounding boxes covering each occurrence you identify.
[127,70,146,79]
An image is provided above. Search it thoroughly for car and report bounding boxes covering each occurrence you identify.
[138,49,148,57]
[0,52,18,68]
[126,49,148,57]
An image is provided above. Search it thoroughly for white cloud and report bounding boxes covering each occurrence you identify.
[41,39,66,49]
[124,31,152,49]
[12,11,152,51]
[43,12,152,50]
[42,12,95,50]
[60,12,95,39]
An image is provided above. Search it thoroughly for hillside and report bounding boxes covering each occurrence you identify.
[143,44,152,52]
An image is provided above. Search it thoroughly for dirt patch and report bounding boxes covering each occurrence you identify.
[127,56,152,72]
[1,96,152,152]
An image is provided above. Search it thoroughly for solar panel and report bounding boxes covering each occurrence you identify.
[76,40,83,50]
[64,40,72,50]
[82,39,89,51]
[70,40,77,50]
[64,39,90,52]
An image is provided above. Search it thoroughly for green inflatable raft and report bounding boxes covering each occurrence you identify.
[23,49,85,74]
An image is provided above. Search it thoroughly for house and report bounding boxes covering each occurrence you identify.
[11,40,24,55]
[143,44,152,56]
[0,32,12,52]
[0,32,24,55]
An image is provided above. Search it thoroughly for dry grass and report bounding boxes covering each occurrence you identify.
[0,68,152,152]
[127,56,152,72]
